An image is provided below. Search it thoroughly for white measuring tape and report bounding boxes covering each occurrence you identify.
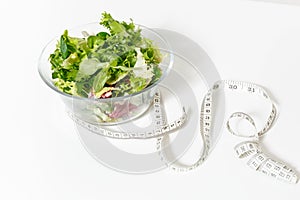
[69,80,298,184]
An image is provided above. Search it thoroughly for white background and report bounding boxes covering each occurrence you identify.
[1,0,300,199]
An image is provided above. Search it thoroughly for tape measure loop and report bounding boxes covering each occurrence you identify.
[226,112,258,139]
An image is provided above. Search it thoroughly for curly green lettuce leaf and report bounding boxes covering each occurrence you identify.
[100,12,135,35]
[129,75,148,93]
[92,66,111,93]
[50,30,89,94]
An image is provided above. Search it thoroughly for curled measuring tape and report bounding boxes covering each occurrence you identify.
[157,80,298,184]
[70,80,298,184]
[227,111,298,184]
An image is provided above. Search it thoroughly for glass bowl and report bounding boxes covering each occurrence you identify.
[38,22,173,125]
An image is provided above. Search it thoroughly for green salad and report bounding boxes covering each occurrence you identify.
[49,12,162,100]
